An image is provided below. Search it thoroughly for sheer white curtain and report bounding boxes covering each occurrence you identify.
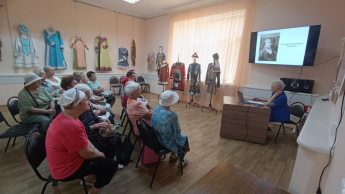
[168,0,256,111]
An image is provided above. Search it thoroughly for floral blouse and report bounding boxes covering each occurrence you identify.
[152,105,187,154]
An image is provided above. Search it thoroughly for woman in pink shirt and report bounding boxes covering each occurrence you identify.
[46,89,117,194]
[125,81,152,136]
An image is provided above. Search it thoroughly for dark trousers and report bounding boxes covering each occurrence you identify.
[62,157,117,189]
[104,95,115,104]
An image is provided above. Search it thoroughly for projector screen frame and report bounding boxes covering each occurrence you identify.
[249,25,321,67]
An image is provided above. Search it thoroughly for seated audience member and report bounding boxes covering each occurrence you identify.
[44,66,62,90]
[74,84,115,124]
[121,70,137,108]
[60,75,78,91]
[125,81,153,136]
[18,73,55,132]
[253,80,290,131]
[76,86,123,169]
[87,71,115,107]
[73,71,89,84]
[34,68,62,116]
[46,89,117,194]
[34,68,61,99]
[152,90,189,167]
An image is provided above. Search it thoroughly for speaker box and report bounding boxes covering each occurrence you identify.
[280,78,314,94]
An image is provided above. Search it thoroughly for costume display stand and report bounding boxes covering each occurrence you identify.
[157,83,167,99]
[186,95,199,108]
[201,94,217,114]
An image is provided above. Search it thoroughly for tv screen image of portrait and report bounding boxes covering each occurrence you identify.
[249,25,321,66]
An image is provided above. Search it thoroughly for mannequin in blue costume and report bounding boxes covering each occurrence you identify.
[44,27,67,70]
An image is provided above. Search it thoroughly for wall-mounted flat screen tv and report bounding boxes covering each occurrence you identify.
[248,25,321,66]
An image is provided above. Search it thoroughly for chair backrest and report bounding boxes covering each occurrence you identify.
[109,76,120,84]
[25,129,48,181]
[136,118,166,154]
[289,102,304,124]
[119,76,126,84]
[125,109,138,137]
[137,75,145,84]
[0,111,12,127]
[7,96,22,124]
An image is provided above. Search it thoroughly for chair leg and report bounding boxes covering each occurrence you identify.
[52,180,58,186]
[149,85,150,93]
[12,137,17,146]
[179,157,184,176]
[282,124,286,134]
[81,178,88,194]
[150,155,162,188]
[5,137,11,152]
[120,115,126,127]
[41,181,51,194]
[136,144,144,168]
[133,138,138,148]
[275,124,283,143]
[120,108,124,120]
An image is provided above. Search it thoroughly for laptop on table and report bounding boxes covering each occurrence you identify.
[237,91,265,106]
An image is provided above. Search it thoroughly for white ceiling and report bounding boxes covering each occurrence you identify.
[76,0,227,19]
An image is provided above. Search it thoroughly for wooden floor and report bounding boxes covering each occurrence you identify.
[0,93,298,194]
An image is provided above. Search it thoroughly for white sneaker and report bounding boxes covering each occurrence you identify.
[118,164,124,170]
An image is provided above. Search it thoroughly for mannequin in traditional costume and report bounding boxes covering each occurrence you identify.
[187,53,201,95]
[205,53,221,95]
[156,46,165,75]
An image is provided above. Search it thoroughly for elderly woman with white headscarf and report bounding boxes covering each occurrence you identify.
[18,73,55,132]
[152,90,189,167]
[125,81,153,136]
[75,84,123,169]
[253,80,290,130]
[46,88,117,194]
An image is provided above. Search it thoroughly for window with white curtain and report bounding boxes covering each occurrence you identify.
[170,9,246,84]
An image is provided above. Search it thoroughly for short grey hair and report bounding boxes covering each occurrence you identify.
[74,83,91,93]
[125,81,140,98]
[43,66,53,73]
[271,80,285,90]
[73,72,86,83]
[33,68,44,76]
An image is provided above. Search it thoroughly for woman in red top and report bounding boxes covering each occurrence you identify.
[46,88,117,194]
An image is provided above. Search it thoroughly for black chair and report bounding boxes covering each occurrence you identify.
[109,76,121,94]
[0,111,39,152]
[137,75,150,93]
[135,118,184,188]
[275,102,305,143]
[122,109,140,147]
[25,129,88,194]
[7,96,22,124]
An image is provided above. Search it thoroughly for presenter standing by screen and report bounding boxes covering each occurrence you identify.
[259,38,277,61]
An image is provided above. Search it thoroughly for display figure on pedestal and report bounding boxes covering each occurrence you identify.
[187,52,201,95]
[170,59,186,91]
[156,46,165,74]
[44,27,67,70]
[205,53,221,95]
[14,25,38,68]
[202,53,221,113]
[158,61,169,85]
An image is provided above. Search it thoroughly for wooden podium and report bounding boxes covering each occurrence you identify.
[220,96,271,144]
